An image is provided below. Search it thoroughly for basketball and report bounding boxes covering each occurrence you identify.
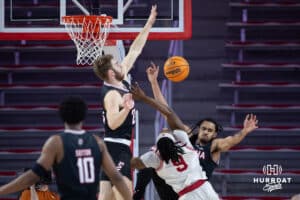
[163,56,190,82]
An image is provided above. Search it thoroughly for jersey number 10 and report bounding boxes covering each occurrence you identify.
[77,157,95,183]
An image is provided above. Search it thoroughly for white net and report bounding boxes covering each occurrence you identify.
[63,16,112,65]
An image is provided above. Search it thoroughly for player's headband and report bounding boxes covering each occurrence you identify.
[156,132,176,143]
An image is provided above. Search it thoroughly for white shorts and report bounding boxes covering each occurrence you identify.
[179,181,219,200]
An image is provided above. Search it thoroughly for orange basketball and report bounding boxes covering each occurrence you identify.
[163,56,190,82]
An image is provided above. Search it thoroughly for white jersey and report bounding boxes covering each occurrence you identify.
[141,130,207,193]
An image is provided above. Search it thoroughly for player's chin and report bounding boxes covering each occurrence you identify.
[200,137,210,143]
[116,75,125,82]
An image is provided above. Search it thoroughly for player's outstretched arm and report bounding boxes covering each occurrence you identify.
[131,157,147,170]
[146,63,191,134]
[147,62,168,106]
[130,82,185,131]
[0,136,59,195]
[98,138,132,200]
[0,170,39,195]
[121,5,157,75]
[212,114,258,152]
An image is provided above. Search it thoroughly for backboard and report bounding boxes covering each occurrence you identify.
[0,0,192,40]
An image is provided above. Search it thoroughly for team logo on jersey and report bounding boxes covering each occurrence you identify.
[78,138,84,146]
[116,161,125,171]
[195,145,205,159]
[253,164,292,192]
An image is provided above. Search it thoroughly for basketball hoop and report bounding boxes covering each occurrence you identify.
[62,15,113,65]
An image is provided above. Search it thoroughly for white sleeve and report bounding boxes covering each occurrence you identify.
[140,151,161,169]
[173,129,193,148]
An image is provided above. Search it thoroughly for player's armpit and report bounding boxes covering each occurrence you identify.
[131,157,146,170]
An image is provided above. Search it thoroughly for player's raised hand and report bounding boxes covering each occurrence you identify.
[146,62,159,84]
[122,93,134,110]
[243,114,258,133]
[130,82,147,101]
[148,5,157,25]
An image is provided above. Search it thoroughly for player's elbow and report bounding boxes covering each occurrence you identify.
[24,171,40,188]
[219,138,236,152]
[109,171,124,185]
[130,157,145,170]
[130,157,140,169]
[163,107,174,119]
[107,121,119,130]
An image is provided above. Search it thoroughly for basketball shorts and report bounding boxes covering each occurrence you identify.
[100,141,132,181]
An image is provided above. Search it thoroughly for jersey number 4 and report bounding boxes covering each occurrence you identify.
[77,157,95,183]
[171,155,188,172]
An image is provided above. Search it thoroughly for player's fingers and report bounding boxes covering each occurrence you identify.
[253,115,257,121]
[245,114,250,120]
[134,82,140,89]
[150,62,158,70]
[123,93,131,100]
[146,66,153,72]
[250,113,254,120]
[129,83,137,93]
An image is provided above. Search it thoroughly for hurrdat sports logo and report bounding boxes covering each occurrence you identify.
[253,164,292,192]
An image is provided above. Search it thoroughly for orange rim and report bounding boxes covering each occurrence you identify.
[62,15,113,24]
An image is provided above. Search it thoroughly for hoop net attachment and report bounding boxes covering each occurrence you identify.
[62,15,113,65]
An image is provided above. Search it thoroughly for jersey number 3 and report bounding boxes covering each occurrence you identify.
[171,155,188,172]
[77,157,95,183]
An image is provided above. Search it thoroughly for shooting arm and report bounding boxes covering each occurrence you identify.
[150,76,168,106]
[141,95,185,130]
[147,64,191,133]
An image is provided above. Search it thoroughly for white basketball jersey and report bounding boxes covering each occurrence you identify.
[141,130,208,193]
[156,145,207,193]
